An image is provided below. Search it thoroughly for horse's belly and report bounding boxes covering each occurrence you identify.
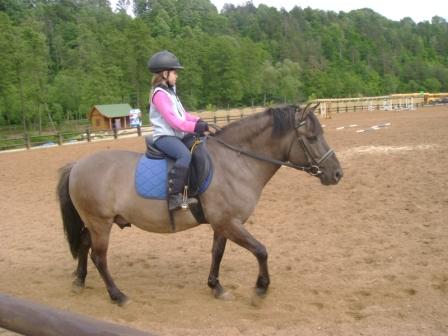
[130,209,201,234]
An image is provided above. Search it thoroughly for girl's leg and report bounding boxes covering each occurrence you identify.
[154,136,196,210]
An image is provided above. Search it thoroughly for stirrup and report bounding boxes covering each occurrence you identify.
[180,198,198,210]
[181,186,197,210]
[168,197,197,211]
[168,191,197,212]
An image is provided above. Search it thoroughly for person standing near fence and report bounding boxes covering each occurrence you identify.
[148,50,209,211]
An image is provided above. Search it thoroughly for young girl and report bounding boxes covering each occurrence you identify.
[148,50,209,211]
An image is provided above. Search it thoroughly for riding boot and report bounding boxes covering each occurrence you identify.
[168,167,198,211]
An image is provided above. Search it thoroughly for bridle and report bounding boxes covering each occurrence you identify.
[208,110,335,176]
[289,119,335,175]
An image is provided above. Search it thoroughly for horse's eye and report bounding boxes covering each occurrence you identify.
[307,135,318,141]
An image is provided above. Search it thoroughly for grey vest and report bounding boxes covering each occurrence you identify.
[149,86,187,141]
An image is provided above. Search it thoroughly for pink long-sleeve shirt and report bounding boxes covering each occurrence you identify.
[152,90,199,133]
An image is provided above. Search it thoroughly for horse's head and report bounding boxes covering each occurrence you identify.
[286,103,343,185]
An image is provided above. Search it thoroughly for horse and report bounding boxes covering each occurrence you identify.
[57,104,343,305]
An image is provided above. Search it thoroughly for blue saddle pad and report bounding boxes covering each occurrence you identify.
[135,155,213,200]
[135,157,168,199]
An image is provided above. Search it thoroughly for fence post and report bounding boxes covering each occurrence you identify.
[58,132,63,146]
[86,128,91,142]
[213,112,217,124]
[226,112,230,123]
[113,127,118,139]
[137,125,142,136]
[24,133,30,149]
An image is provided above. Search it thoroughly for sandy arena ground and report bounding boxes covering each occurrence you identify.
[0,106,447,336]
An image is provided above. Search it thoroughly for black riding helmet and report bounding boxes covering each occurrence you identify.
[148,50,183,73]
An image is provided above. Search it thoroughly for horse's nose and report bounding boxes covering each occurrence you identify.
[334,168,343,183]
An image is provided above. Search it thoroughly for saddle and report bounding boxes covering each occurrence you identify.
[134,135,211,202]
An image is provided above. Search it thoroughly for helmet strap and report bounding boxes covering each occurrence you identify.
[165,70,175,88]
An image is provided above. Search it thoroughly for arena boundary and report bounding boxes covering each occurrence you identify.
[313,94,425,118]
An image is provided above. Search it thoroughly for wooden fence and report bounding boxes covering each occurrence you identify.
[0,107,264,152]
[312,94,427,118]
[2,100,442,152]
[0,293,155,336]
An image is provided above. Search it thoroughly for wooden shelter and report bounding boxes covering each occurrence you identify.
[89,104,132,130]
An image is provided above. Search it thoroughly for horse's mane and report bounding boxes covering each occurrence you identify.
[215,104,298,141]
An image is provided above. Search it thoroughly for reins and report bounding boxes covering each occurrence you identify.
[207,122,333,176]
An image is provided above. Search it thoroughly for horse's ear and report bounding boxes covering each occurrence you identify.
[296,102,313,121]
[303,103,313,113]
[303,102,321,118]
[311,102,321,111]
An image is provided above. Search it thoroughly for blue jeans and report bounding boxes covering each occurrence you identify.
[154,135,192,169]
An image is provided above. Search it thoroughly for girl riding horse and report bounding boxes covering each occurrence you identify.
[148,50,209,211]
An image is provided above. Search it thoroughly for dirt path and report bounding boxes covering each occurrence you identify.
[1,107,447,335]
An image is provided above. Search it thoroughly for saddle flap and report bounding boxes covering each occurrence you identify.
[189,140,213,195]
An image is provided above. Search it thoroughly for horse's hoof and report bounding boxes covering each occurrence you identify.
[211,283,225,298]
[71,278,85,294]
[255,286,268,296]
[250,290,266,307]
[113,294,130,307]
[250,287,268,307]
[216,290,234,301]
[118,297,130,307]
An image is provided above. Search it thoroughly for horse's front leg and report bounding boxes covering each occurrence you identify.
[208,231,228,298]
[216,220,270,296]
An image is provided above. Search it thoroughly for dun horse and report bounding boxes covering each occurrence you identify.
[57,104,342,305]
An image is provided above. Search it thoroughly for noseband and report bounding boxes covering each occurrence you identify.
[209,116,335,176]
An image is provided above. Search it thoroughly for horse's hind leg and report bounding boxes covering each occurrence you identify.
[72,228,91,291]
[88,220,128,305]
[208,231,228,298]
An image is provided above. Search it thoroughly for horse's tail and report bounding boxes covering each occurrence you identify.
[57,163,84,260]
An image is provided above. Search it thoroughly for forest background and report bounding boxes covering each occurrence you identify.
[0,0,447,130]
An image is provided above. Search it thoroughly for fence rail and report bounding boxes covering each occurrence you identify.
[311,95,436,118]
[1,102,441,152]
[318,101,426,116]
[0,108,263,152]
[0,293,154,336]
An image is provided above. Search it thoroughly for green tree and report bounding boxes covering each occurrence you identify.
[276,59,303,103]
[1,0,448,129]
[204,36,244,107]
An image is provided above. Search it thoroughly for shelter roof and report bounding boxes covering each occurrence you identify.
[91,104,132,118]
